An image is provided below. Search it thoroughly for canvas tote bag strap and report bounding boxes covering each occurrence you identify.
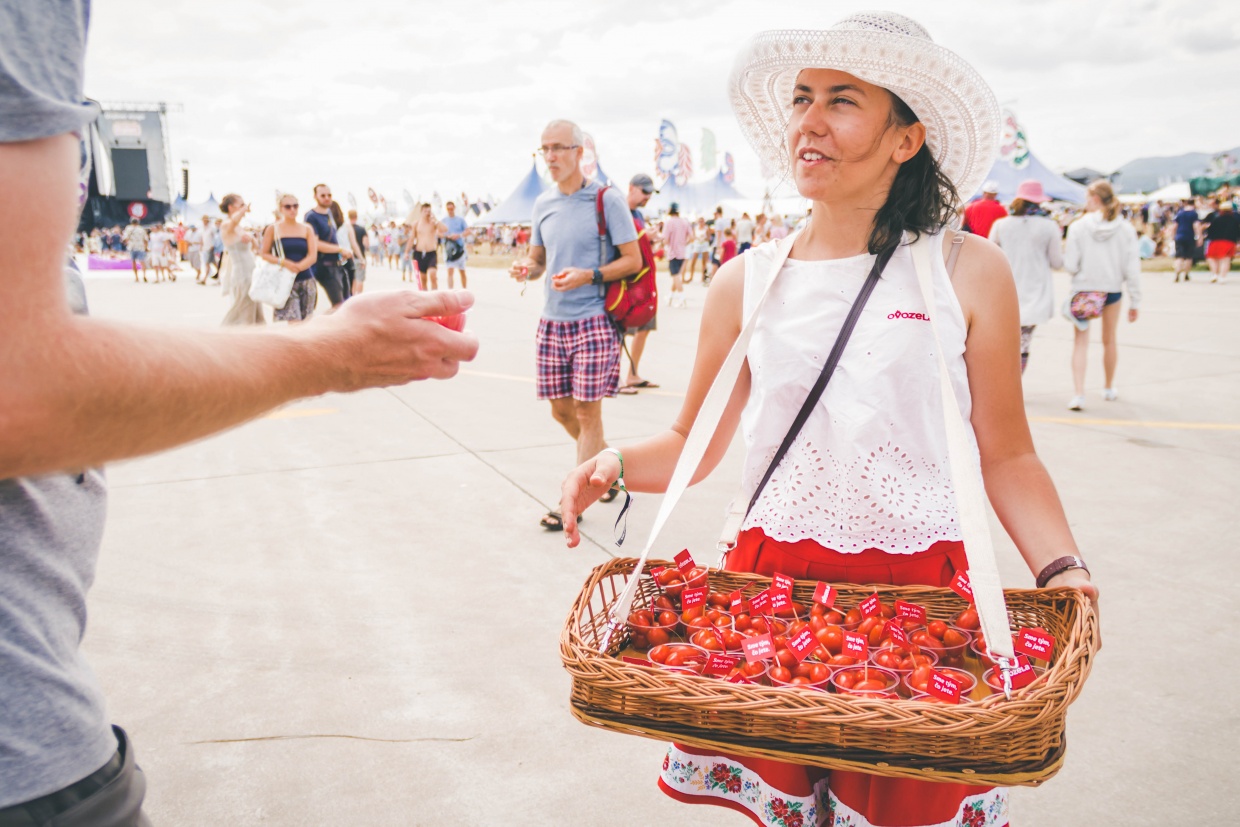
[908,234,1015,661]
[602,231,801,646]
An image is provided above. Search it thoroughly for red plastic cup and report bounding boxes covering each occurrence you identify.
[424,313,466,331]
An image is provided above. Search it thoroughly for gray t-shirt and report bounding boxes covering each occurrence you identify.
[530,181,637,322]
[0,0,116,807]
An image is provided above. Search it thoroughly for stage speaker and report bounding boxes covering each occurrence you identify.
[111,148,150,200]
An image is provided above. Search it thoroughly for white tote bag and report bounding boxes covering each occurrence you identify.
[249,229,296,307]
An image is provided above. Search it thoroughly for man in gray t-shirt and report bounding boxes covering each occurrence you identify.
[508,119,640,531]
[0,3,478,821]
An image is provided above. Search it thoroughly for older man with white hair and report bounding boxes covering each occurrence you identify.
[510,119,641,531]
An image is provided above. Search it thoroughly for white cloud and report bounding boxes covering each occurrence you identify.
[82,0,1240,210]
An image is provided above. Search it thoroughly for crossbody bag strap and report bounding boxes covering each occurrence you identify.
[601,231,801,649]
[908,234,1015,661]
[714,242,897,558]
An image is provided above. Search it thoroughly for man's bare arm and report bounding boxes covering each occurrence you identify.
[0,135,478,478]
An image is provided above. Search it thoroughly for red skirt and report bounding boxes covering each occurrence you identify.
[1206,239,1236,260]
[657,528,1009,827]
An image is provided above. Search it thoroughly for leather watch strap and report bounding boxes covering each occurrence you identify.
[1036,555,1089,588]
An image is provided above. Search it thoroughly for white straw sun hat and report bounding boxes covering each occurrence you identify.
[729,11,1000,201]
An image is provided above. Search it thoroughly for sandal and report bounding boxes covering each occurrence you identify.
[541,511,581,531]
[626,380,660,389]
[617,386,639,395]
[599,484,620,504]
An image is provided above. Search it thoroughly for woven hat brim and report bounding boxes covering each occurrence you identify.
[730,28,1000,201]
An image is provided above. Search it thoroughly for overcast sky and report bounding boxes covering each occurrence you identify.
[83,0,1239,211]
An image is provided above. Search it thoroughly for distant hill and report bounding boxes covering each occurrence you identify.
[1112,146,1240,193]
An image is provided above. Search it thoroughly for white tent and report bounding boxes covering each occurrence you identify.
[1145,181,1191,202]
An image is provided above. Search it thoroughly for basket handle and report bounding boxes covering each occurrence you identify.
[602,231,801,647]
[908,235,1015,661]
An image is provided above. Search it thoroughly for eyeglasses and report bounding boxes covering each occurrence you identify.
[537,144,580,157]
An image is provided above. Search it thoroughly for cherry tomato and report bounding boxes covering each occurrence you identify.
[740,661,766,678]
[686,617,711,630]
[647,628,671,647]
[648,644,671,664]
[775,649,797,669]
[857,617,881,638]
[685,567,709,588]
[733,613,752,632]
[879,604,896,620]
[657,610,678,628]
[707,591,730,607]
[769,666,793,684]
[693,631,723,651]
[854,679,887,692]
[867,624,885,646]
[681,606,704,623]
[843,608,862,629]
[810,602,828,619]
[653,595,676,613]
[809,663,830,683]
[630,609,654,626]
[750,617,770,634]
[955,607,980,631]
[828,654,857,667]
[942,629,969,648]
[816,626,844,654]
[723,631,745,651]
[665,649,689,667]
[809,615,828,633]
[834,671,857,689]
[927,620,948,640]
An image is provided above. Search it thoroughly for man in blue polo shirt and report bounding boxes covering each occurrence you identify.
[509,119,641,531]
[441,200,469,289]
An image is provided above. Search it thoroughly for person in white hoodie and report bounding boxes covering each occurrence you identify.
[989,179,1064,374]
[1063,180,1140,410]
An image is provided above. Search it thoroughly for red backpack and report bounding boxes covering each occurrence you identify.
[596,186,657,330]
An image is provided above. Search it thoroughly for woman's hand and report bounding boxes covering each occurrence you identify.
[1129,308,1139,323]
[561,451,622,549]
[283,260,300,272]
[1045,568,1100,647]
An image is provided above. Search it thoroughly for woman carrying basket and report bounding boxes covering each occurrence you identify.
[560,12,1097,827]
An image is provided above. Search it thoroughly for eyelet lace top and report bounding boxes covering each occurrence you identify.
[738,233,979,554]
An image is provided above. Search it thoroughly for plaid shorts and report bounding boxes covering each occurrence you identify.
[536,313,621,401]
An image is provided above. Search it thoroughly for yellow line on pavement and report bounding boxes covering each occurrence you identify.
[1030,416,1240,431]
[263,407,340,420]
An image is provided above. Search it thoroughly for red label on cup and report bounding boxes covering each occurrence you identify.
[772,572,795,595]
[859,593,881,618]
[895,600,926,624]
[621,657,650,667]
[999,655,1037,690]
[769,590,792,615]
[813,581,837,607]
[674,550,696,573]
[928,670,963,703]
[682,586,707,609]
[788,627,818,662]
[726,672,754,685]
[748,589,771,616]
[1015,627,1056,660]
[741,633,775,664]
[703,653,740,677]
[949,570,974,601]
[728,589,746,611]
[842,631,869,659]
[885,620,910,648]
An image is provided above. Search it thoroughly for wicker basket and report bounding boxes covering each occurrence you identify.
[561,558,1099,787]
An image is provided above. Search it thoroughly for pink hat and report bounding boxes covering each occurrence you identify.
[1014,179,1049,203]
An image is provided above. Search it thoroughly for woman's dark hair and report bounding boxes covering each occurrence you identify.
[329,200,345,227]
[867,93,959,255]
[1010,198,1033,216]
[219,193,242,213]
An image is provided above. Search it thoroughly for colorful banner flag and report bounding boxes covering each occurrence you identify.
[722,152,736,184]
[655,119,679,179]
[998,109,1030,169]
[581,132,599,181]
[701,128,718,171]
[675,143,693,186]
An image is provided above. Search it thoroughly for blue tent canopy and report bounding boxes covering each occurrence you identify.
[976,151,1088,204]
[475,163,547,225]
[647,170,747,216]
[172,193,220,224]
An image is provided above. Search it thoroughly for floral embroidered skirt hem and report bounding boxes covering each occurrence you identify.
[656,528,1010,827]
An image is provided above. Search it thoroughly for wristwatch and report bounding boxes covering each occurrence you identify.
[591,268,604,286]
[1036,555,1089,589]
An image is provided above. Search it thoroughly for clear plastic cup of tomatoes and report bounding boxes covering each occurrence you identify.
[744,615,788,637]
[831,666,900,697]
[902,665,977,700]
[870,644,939,677]
[983,664,1047,696]
[626,608,679,652]
[647,643,709,675]
[767,660,833,690]
[688,626,732,654]
[928,627,972,669]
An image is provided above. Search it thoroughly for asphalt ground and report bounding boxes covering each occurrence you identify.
[75,255,1239,825]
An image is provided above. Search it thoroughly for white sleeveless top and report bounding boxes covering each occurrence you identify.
[738,231,979,554]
